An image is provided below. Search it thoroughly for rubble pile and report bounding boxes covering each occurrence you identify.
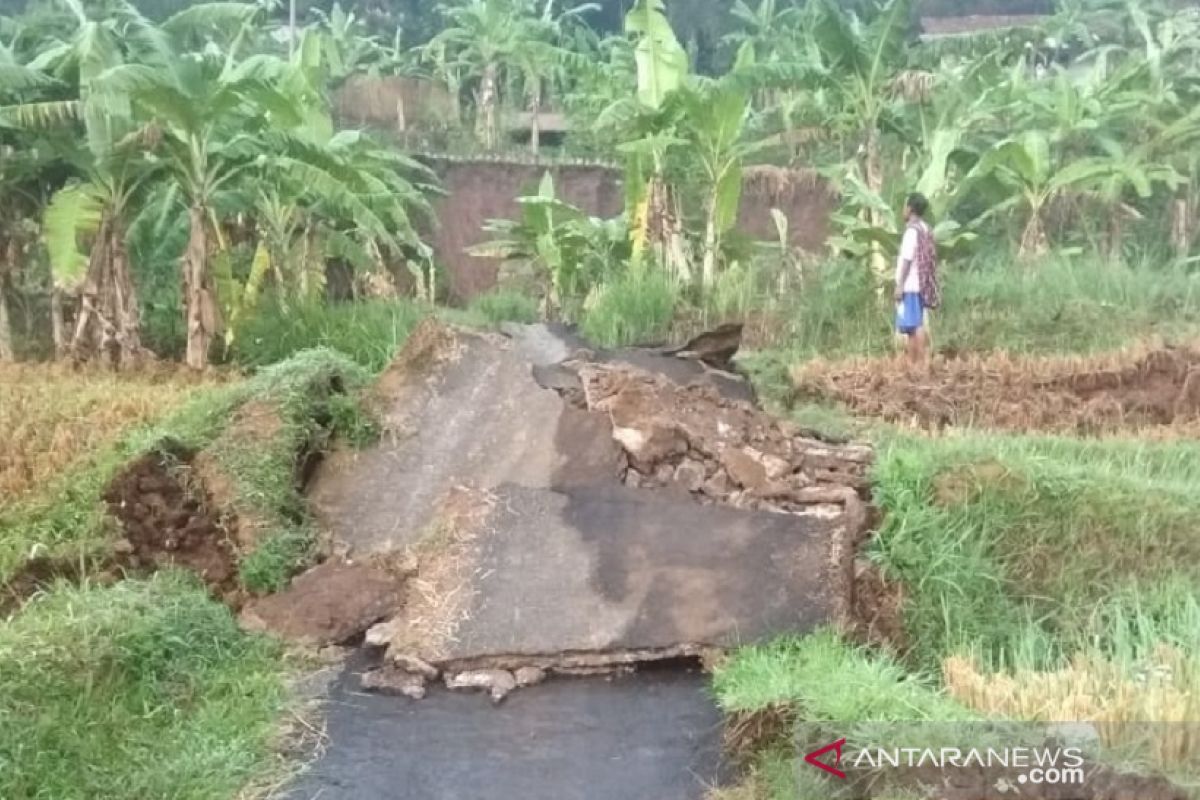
[575,363,873,515]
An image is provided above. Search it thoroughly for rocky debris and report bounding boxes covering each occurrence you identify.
[364,619,400,648]
[514,666,547,687]
[574,363,873,514]
[239,560,402,646]
[393,653,440,680]
[361,665,428,700]
[445,669,518,703]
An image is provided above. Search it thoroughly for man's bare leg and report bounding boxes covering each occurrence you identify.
[906,332,922,365]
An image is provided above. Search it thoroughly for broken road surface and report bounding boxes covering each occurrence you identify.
[307,320,871,681]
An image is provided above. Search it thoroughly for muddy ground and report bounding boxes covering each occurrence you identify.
[793,346,1200,434]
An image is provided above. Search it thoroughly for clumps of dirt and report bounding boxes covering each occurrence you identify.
[102,444,240,598]
[571,362,874,515]
[239,560,402,646]
[793,345,1200,434]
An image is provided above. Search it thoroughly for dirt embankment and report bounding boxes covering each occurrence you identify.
[103,444,240,596]
[794,346,1200,434]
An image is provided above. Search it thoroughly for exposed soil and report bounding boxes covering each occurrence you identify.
[793,346,1200,434]
[102,444,240,599]
[239,560,403,646]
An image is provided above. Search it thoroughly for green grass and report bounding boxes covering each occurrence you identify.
[465,288,540,326]
[0,349,382,799]
[714,629,970,719]
[871,434,1200,672]
[0,349,372,590]
[770,256,1200,362]
[230,299,427,372]
[581,268,680,347]
[713,630,976,800]
[0,572,292,800]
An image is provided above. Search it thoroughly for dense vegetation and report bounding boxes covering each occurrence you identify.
[5,0,1200,368]
[3,0,1200,798]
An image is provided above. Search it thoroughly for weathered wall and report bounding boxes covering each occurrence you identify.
[425,159,836,302]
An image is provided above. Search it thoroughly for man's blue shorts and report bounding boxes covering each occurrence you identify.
[896,292,924,334]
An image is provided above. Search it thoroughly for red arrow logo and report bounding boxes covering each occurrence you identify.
[804,738,847,779]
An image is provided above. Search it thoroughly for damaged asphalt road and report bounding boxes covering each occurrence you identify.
[287,655,728,800]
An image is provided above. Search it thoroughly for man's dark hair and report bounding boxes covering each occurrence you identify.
[906,192,929,218]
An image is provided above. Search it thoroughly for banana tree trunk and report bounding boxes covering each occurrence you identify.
[51,288,66,358]
[864,126,887,280]
[1107,212,1124,264]
[529,82,541,156]
[478,61,499,151]
[1018,204,1049,262]
[183,203,219,370]
[69,211,145,368]
[1171,194,1192,258]
[0,241,12,361]
[0,279,12,362]
[701,194,718,290]
[646,175,690,284]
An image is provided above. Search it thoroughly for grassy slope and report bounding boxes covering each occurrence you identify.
[0,348,375,800]
[712,435,1200,798]
[873,434,1200,671]
[0,573,291,800]
[0,349,371,588]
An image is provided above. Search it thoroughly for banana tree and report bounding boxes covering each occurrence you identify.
[98,18,307,368]
[676,53,766,289]
[427,0,543,150]
[967,130,1113,260]
[615,0,690,281]
[18,0,166,366]
[470,171,625,316]
[805,0,916,276]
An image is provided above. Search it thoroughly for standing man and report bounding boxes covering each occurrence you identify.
[894,192,940,366]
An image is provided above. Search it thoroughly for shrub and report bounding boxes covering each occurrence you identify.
[581,268,680,347]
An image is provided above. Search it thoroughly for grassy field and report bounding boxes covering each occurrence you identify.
[0,364,211,508]
[0,349,377,800]
[712,403,1200,797]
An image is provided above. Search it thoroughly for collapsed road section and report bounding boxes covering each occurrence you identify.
[303,320,873,699]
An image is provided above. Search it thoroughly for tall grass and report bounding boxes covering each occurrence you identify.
[771,256,1200,361]
[713,629,970,720]
[0,572,292,799]
[871,434,1200,672]
[230,299,427,372]
[581,268,680,347]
